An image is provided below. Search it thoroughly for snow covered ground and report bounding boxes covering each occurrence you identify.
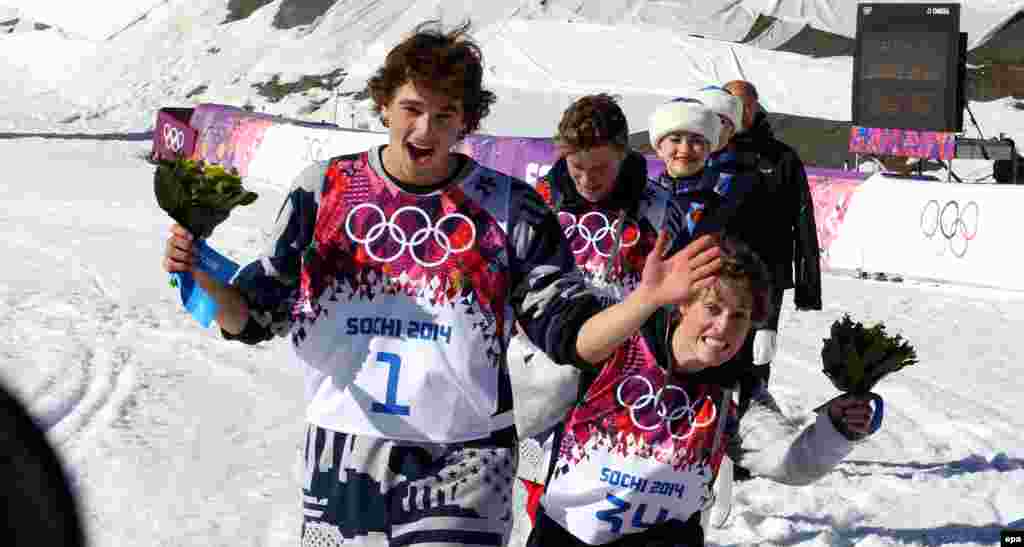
[0,138,306,546]
[0,137,1021,546]
[1,1,1023,545]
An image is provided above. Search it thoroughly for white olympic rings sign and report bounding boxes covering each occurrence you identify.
[919,199,979,258]
[163,124,185,153]
[616,375,716,440]
[558,211,640,257]
[345,203,477,267]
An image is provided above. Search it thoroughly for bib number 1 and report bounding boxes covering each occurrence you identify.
[371,352,411,416]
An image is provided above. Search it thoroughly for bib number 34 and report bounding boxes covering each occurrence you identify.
[370,352,410,416]
[596,494,670,534]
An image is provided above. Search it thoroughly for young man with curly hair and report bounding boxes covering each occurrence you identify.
[162,20,635,547]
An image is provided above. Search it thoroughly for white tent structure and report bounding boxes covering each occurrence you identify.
[341,19,856,137]
[742,0,1023,51]
[339,1,1023,137]
[331,0,1024,58]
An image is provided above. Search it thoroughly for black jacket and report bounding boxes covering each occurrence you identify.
[539,150,687,258]
[727,112,822,310]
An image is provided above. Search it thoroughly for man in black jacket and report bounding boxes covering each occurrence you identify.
[720,81,823,450]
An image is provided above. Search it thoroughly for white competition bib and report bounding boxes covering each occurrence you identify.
[543,447,710,544]
[288,152,516,443]
[294,293,502,443]
[539,334,731,545]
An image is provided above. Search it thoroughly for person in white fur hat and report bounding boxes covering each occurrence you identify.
[686,86,760,209]
[693,85,744,153]
[649,97,720,191]
[649,96,756,242]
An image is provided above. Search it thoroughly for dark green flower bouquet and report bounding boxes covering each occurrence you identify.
[154,157,258,326]
[821,314,918,394]
[820,314,918,435]
[153,157,258,240]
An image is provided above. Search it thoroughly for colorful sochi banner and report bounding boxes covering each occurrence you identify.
[188,104,278,176]
[186,103,387,186]
[848,126,956,161]
[457,134,668,182]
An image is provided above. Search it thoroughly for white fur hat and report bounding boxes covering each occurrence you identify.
[648,98,722,150]
[693,86,744,132]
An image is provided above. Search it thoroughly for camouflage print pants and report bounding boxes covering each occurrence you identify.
[301,423,517,546]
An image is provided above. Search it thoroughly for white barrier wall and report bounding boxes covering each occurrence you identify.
[828,174,1024,291]
[244,124,388,189]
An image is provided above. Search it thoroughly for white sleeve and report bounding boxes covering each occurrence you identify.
[732,384,856,486]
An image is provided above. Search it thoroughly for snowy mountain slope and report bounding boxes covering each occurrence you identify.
[1,1,1021,141]
[0,1,158,41]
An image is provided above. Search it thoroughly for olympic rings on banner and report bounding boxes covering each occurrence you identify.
[345,203,477,267]
[558,211,640,257]
[920,199,979,258]
[163,124,185,153]
[303,136,326,163]
[615,375,715,440]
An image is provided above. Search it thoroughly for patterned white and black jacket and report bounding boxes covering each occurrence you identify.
[222,145,602,444]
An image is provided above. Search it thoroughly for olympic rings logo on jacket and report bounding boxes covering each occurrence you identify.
[345,203,477,267]
[559,211,640,257]
[615,375,716,441]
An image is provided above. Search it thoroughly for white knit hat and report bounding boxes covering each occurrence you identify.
[648,98,722,150]
[693,86,744,132]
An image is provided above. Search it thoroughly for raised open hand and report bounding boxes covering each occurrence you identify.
[638,231,723,307]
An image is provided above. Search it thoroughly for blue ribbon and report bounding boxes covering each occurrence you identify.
[866,392,885,435]
[169,240,240,328]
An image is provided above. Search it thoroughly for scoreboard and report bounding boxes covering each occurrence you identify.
[852,4,965,132]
